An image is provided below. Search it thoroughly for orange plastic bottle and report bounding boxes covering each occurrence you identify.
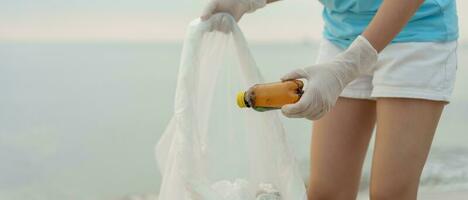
[236,80,304,112]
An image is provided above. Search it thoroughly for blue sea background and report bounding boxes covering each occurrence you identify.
[0,41,467,200]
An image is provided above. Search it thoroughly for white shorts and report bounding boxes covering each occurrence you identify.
[316,39,458,102]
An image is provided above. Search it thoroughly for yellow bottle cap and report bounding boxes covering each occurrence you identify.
[236,92,247,108]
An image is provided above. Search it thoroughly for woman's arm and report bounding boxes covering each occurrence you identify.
[280,0,425,120]
[362,0,425,52]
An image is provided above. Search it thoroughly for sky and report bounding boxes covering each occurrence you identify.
[0,0,467,42]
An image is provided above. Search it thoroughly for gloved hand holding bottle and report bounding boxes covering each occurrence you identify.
[281,35,378,120]
[199,1,380,121]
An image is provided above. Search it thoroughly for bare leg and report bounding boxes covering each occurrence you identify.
[308,97,376,200]
[370,98,444,200]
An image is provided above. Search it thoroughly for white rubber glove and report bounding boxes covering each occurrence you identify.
[281,36,378,120]
[201,0,267,22]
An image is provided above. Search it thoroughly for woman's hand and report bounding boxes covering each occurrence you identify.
[201,0,267,22]
[281,36,378,120]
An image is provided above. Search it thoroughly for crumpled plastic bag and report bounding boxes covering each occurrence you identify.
[155,13,307,200]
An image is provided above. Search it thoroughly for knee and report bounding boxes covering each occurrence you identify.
[307,190,335,200]
[370,184,415,200]
[307,187,355,200]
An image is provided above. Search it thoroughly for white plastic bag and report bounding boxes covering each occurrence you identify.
[156,13,306,200]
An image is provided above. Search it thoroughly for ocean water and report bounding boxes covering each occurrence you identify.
[0,42,467,200]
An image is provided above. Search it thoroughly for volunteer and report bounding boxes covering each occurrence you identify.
[201,0,458,199]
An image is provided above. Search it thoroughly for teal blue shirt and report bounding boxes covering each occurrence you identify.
[320,0,459,49]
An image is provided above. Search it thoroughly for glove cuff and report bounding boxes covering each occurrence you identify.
[245,0,267,13]
[329,35,378,88]
[346,35,378,74]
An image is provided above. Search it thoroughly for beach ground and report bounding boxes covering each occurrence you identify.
[357,190,468,200]
[119,190,468,200]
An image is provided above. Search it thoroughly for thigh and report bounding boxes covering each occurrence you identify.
[309,97,376,200]
[370,98,445,200]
